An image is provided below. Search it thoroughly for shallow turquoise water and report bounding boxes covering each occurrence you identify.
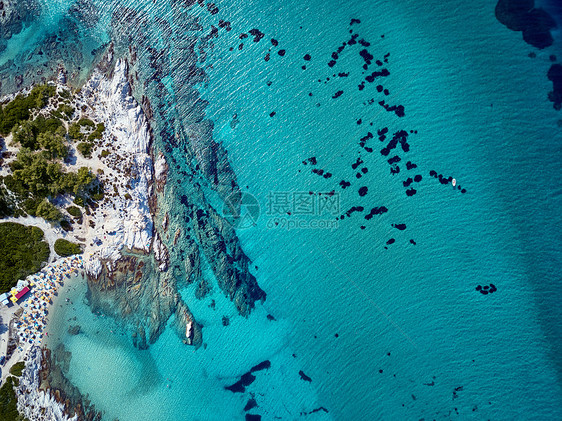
[16,0,562,419]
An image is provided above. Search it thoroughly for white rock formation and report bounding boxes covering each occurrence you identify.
[78,59,154,276]
[153,232,169,272]
[17,346,77,421]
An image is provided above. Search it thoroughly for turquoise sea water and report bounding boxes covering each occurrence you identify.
[10,0,562,419]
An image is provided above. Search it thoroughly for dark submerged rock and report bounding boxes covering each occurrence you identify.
[244,398,258,412]
[299,370,312,382]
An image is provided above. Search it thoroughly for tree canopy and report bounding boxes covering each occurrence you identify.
[0,223,50,293]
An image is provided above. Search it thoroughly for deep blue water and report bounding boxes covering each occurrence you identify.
[7,0,562,419]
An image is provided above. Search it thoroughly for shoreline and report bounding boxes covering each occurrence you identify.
[0,255,84,388]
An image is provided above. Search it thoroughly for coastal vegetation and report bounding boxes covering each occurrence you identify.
[76,141,93,158]
[70,119,105,158]
[0,376,25,421]
[0,85,102,223]
[54,238,82,257]
[9,362,25,377]
[0,84,56,135]
[0,223,50,293]
[66,205,82,218]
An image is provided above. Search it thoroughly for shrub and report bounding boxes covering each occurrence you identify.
[11,121,37,149]
[22,197,43,216]
[54,238,82,256]
[0,186,14,218]
[77,142,93,158]
[0,95,31,135]
[87,123,105,141]
[0,223,50,293]
[2,175,27,197]
[27,84,56,109]
[78,118,95,128]
[68,118,96,141]
[60,220,73,232]
[100,150,110,158]
[36,199,62,222]
[73,196,85,207]
[59,89,72,100]
[9,362,25,377]
[0,84,56,135]
[54,104,74,120]
[10,150,65,197]
[66,205,82,218]
[37,132,68,160]
[68,122,83,141]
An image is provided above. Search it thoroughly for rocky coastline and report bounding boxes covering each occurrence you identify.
[4,1,268,417]
[16,345,101,421]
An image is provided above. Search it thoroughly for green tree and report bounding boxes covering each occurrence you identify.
[66,206,82,218]
[37,132,68,160]
[31,116,63,136]
[12,121,37,149]
[0,223,50,293]
[35,199,62,222]
[68,122,83,141]
[9,362,25,377]
[0,95,31,135]
[0,376,20,420]
[77,142,93,158]
[72,167,96,196]
[27,84,56,109]
[0,85,55,135]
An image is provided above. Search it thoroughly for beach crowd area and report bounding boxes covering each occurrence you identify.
[0,255,84,386]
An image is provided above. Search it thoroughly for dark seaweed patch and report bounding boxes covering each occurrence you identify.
[250,360,271,372]
[244,398,258,412]
[299,370,312,382]
[225,372,256,393]
[249,28,264,42]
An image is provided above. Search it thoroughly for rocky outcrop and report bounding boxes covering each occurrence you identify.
[81,1,266,354]
[77,56,203,349]
[79,58,154,264]
[6,311,21,360]
[153,232,169,271]
[86,255,202,348]
[108,1,266,317]
[16,345,101,421]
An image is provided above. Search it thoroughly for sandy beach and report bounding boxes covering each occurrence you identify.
[0,255,84,387]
